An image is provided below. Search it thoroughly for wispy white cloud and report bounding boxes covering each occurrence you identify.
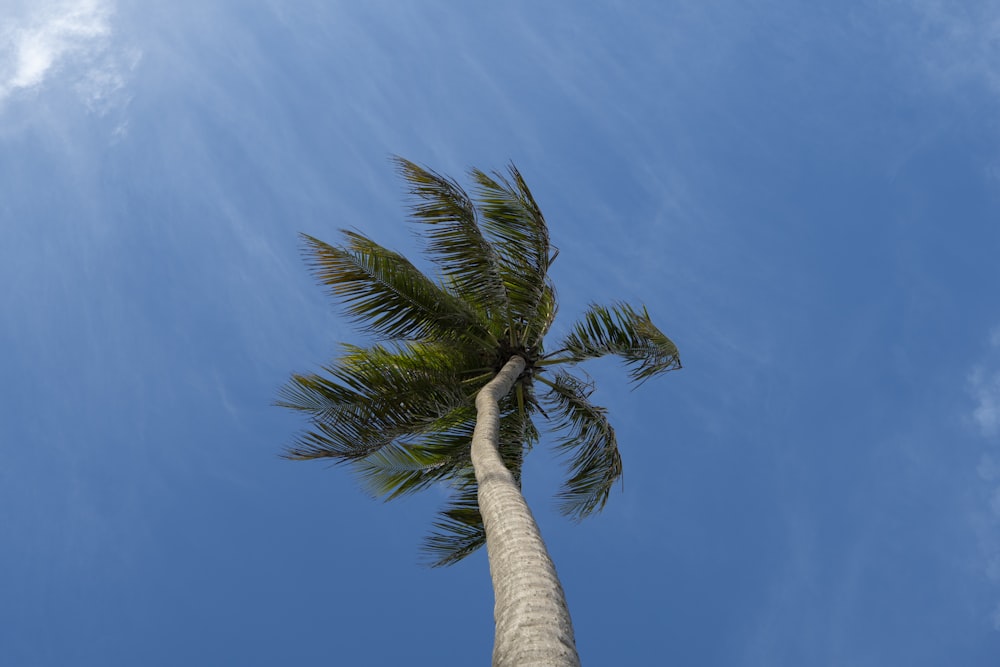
[0,0,134,114]
[970,328,1000,438]
[972,373,1000,437]
[969,325,1000,630]
[895,0,1000,97]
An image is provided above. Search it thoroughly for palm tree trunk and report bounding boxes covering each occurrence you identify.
[471,355,581,667]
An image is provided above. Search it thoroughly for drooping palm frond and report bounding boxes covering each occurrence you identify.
[471,166,554,341]
[497,390,540,486]
[353,408,477,500]
[423,475,485,567]
[393,157,511,324]
[278,343,471,421]
[540,371,621,521]
[301,231,494,347]
[331,342,480,403]
[277,342,479,461]
[284,417,394,462]
[549,302,682,385]
[421,395,539,567]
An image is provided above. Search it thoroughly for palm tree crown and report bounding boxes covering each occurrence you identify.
[278,157,681,566]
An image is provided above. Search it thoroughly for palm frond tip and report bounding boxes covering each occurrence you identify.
[393,157,512,321]
[300,232,491,347]
[542,371,622,520]
[555,302,681,385]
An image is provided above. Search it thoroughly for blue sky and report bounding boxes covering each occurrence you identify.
[3,1,1000,664]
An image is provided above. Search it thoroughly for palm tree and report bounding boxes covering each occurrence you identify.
[278,157,681,666]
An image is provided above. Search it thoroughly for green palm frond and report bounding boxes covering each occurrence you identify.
[471,166,553,342]
[278,343,471,421]
[550,302,681,385]
[284,417,394,462]
[331,342,478,401]
[393,157,511,322]
[301,231,494,347]
[276,369,356,421]
[521,282,557,350]
[498,389,540,486]
[423,476,485,567]
[281,159,683,569]
[277,343,478,461]
[541,371,622,521]
[354,408,477,500]
[421,399,538,566]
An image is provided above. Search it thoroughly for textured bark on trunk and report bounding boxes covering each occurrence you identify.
[471,355,581,667]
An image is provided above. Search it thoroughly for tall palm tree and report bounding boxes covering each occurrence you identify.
[278,157,681,666]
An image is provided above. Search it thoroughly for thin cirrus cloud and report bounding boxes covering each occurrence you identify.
[970,326,1000,630]
[971,329,1000,438]
[973,374,1000,439]
[897,0,1000,96]
[0,0,131,111]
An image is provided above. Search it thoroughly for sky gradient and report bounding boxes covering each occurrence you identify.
[3,1,1000,665]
